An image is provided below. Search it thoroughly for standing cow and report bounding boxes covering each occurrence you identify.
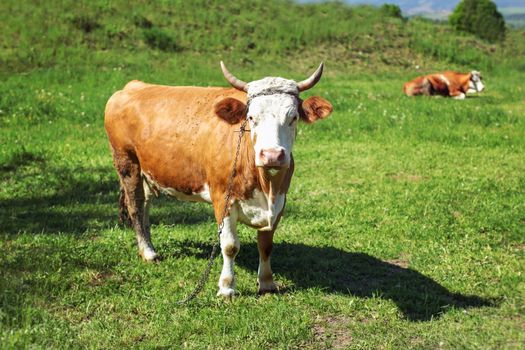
[104,62,333,297]
[403,70,485,99]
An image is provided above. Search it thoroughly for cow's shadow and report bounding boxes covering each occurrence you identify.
[169,239,494,322]
[0,151,211,235]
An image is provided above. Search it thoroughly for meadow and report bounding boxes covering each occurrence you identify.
[1,1,524,348]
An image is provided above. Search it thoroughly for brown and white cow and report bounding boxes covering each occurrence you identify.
[104,62,332,297]
[403,70,485,99]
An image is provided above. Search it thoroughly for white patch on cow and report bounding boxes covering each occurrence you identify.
[143,178,153,230]
[467,80,477,94]
[476,80,485,92]
[162,184,212,203]
[196,184,212,202]
[142,172,212,203]
[248,77,299,97]
[453,92,466,100]
[217,214,239,298]
[136,178,158,261]
[237,190,285,231]
[439,74,451,86]
[139,245,158,261]
[245,77,300,167]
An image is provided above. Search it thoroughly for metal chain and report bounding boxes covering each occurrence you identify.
[176,119,249,305]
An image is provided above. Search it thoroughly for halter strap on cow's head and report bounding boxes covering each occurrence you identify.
[245,89,299,109]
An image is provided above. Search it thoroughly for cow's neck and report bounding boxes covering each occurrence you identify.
[234,135,293,231]
[233,132,292,231]
[257,167,287,202]
[459,74,471,92]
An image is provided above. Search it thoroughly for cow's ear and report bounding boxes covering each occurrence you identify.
[214,98,246,124]
[299,96,333,123]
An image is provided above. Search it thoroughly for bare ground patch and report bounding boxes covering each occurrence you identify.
[385,258,409,269]
[88,271,115,287]
[385,252,411,269]
[309,314,353,349]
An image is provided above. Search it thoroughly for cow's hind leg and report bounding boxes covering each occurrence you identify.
[113,150,158,262]
[142,177,154,238]
[118,186,132,227]
[257,230,277,294]
[421,78,433,96]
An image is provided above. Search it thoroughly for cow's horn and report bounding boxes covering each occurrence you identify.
[220,61,248,92]
[297,62,324,92]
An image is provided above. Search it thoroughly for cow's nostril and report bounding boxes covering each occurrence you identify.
[260,148,286,166]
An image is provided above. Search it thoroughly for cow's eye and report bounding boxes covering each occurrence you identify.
[247,116,254,122]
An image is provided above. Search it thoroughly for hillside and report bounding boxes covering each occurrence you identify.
[1,0,523,81]
[1,1,524,348]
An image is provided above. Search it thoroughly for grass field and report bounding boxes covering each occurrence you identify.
[1,1,524,349]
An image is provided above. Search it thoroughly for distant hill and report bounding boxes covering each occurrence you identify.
[299,1,525,25]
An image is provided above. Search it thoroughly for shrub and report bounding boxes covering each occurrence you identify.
[141,27,181,52]
[133,14,153,29]
[70,15,101,33]
[449,0,506,43]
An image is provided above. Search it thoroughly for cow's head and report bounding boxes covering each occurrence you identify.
[468,70,485,93]
[215,62,332,170]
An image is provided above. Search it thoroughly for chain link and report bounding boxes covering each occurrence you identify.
[176,119,249,305]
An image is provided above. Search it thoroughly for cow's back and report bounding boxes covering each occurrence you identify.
[104,81,248,193]
[440,71,470,91]
[105,82,243,147]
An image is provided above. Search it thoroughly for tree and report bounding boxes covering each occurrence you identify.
[380,4,403,20]
[449,0,506,43]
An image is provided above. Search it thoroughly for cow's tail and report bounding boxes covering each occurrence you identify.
[118,186,132,228]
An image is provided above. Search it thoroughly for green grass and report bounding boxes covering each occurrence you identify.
[1,0,524,348]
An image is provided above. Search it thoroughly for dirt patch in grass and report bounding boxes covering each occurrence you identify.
[88,271,115,287]
[386,252,411,269]
[311,314,352,349]
[385,258,409,269]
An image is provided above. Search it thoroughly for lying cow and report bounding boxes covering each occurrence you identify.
[104,62,333,297]
[403,70,485,99]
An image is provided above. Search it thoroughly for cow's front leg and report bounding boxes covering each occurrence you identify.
[257,230,277,294]
[450,89,466,100]
[217,212,240,298]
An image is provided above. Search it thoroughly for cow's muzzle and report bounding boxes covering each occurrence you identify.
[259,148,287,168]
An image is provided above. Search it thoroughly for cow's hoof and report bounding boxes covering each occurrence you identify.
[139,248,159,262]
[258,281,278,295]
[217,288,236,300]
